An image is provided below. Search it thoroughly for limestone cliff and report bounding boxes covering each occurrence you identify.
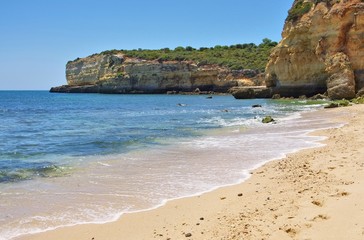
[265,0,364,99]
[51,53,263,94]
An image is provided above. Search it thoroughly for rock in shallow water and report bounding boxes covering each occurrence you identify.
[262,116,275,124]
[252,104,262,108]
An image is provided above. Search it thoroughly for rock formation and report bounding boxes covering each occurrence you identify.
[265,0,364,99]
[51,53,264,94]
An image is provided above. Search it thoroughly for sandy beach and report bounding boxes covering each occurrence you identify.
[19,104,364,240]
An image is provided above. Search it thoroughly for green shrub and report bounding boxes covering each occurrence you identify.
[314,0,341,5]
[92,39,277,72]
[287,0,313,22]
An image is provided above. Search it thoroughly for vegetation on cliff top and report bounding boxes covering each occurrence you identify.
[286,0,344,22]
[97,38,277,72]
[286,0,313,22]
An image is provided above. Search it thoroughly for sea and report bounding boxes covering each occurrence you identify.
[0,91,342,240]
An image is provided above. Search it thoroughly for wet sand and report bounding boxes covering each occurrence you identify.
[19,104,364,240]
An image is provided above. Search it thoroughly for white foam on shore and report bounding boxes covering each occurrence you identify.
[0,108,345,240]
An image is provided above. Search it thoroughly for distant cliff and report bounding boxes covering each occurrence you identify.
[265,0,364,99]
[50,53,264,93]
[51,41,279,94]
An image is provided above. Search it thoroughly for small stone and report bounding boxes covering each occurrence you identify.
[238,193,243,197]
[185,233,192,237]
[311,200,323,207]
[200,217,204,221]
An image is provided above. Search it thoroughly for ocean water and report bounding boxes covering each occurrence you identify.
[0,91,341,239]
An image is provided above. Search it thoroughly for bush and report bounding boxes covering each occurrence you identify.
[100,49,121,55]
[286,0,313,22]
[185,46,195,51]
[89,39,278,72]
[174,46,185,51]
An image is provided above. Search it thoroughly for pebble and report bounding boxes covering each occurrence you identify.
[238,193,243,197]
[185,233,192,237]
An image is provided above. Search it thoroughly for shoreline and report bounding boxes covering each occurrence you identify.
[18,104,364,240]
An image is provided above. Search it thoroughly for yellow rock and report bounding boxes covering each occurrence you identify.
[265,0,364,99]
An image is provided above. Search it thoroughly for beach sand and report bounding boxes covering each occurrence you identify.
[19,104,364,240]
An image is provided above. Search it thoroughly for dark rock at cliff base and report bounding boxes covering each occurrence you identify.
[232,88,255,99]
[50,85,100,93]
[270,86,327,99]
[230,87,272,99]
[254,88,272,98]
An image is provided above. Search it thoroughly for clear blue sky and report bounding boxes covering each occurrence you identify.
[0,0,293,90]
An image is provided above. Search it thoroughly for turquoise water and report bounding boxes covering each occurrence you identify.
[0,91,339,239]
[0,91,293,183]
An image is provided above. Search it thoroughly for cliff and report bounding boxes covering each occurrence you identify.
[51,53,264,94]
[265,0,364,99]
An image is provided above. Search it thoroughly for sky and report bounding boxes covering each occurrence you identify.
[0,0,293,90]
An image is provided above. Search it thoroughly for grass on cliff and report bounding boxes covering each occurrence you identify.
[98,38,277,72]
[286,0,313,22]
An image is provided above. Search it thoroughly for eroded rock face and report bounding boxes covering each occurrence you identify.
[52,54,262,94]
[266,0,364,99]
